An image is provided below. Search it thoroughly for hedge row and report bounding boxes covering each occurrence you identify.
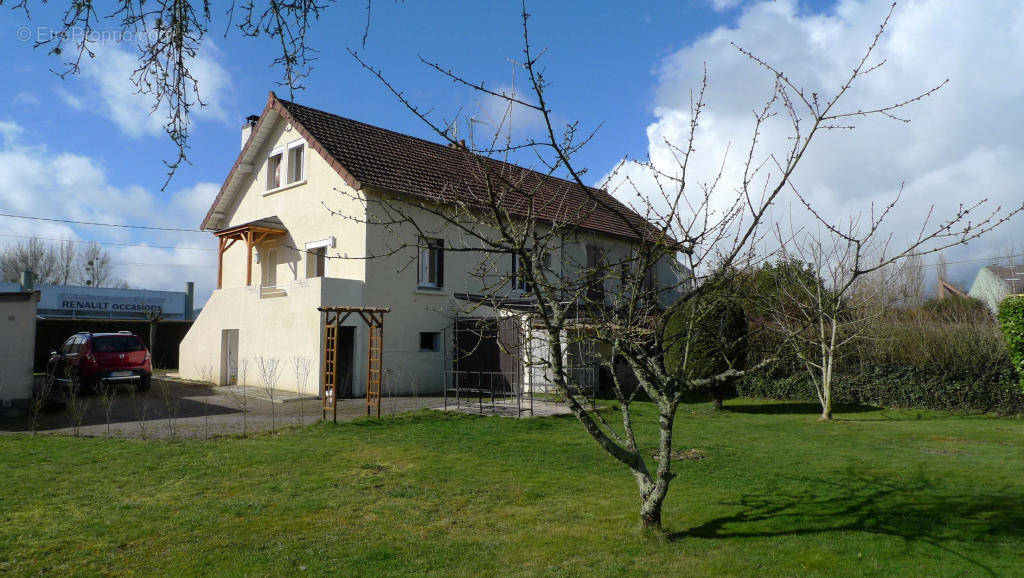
[739,364,1024,415]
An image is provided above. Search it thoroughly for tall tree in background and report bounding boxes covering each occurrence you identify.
[79,242,118,287]
[0,238,124,287]
[55,239,77,285]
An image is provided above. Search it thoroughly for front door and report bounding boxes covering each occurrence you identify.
[222,329,239,385]
[337,326,355,397]
[265,249,278,288]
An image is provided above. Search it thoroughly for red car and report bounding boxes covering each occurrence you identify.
[47,331,153,391]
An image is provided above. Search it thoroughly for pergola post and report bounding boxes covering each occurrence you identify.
[318,306,390,420]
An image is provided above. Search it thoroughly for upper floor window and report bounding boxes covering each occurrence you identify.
[418,237,444,288]
[642,262,657,292]
[266,141,305,191]
[266,151,283,190]
[513,254,531,293]
[287,142,304,183]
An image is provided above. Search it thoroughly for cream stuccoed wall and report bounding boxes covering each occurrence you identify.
[180,115,369,390]
[218,115,368,290]
[179,277,365,391]
[359,193,684,395]
[0,292,40,417]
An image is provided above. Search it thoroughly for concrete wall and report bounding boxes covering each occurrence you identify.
[179,277,364,392]
[0,292,40,417]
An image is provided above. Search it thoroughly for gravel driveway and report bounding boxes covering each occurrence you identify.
[0,373,444,438]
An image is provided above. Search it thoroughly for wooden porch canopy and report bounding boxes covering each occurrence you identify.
[214,216,288,288]
[319,306,391,421]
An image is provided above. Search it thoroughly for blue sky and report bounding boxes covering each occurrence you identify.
[0,0,1020,303]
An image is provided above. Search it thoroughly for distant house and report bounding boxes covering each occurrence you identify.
[968,265,1024,314]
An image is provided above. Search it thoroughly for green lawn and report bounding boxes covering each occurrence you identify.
[2,400,1022,575]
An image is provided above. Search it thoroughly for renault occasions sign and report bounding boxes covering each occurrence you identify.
[58,295,164,314]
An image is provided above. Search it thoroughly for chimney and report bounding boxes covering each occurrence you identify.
[241,115,260,150]
[19,270,34,292]
[185,281,195,320]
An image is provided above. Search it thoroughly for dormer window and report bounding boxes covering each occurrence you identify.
[266,151,283,190]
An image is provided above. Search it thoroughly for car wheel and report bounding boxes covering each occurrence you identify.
[138,375,152,392]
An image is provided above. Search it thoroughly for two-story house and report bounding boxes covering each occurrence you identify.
[179,92,682,397]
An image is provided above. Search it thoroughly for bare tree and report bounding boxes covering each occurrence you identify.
[197,364,214,437]
[158,376,180,438]
[256,357,282,433]
[63,363,88,437]
[95,378,119,436]
[291,356,312,425]
[56,239,77,285]
[79,242,119,287]
[0,238,124,287]
[345,4,1020,533]
[1,238,58,283]
[29,367,56,434]
[4,0,382,185]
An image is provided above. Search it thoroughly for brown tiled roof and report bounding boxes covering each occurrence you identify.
[217,93,665,244]
[986,265,1024,294]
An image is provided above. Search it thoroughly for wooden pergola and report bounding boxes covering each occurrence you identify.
[319,306,390,421]
[214,217,288,288]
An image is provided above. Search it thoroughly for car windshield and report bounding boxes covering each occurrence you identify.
[92,336,145,353]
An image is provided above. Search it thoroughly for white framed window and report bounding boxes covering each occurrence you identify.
[287,141,305,184]
[305,237,333,278]
[512,254,531,292]
[418,237,444,288]
[266,148,283,190]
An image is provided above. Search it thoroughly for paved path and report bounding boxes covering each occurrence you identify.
[0,374,576,439]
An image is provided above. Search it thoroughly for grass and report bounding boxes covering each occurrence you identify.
[1,399,1023,575]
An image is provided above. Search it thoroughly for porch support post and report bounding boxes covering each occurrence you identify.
[245,230,254,286]
[217,236,225,289]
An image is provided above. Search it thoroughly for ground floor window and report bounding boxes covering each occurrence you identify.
[420,331,440,351]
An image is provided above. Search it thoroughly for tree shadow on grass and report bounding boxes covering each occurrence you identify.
[671,470,1023,575]
[723,402,880,415]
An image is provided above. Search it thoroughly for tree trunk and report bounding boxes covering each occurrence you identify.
[819,377,833,421]
[640,499,663,532]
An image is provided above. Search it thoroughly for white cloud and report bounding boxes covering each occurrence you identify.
[603,0,1024,285]
[0,122,218,299]
[709,0,743,12]
[73,40,233,138]
[471,84,547,144]
[11,92,39,107]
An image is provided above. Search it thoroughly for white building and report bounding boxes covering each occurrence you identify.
[179,93,682,399]
[0,290,40,417]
